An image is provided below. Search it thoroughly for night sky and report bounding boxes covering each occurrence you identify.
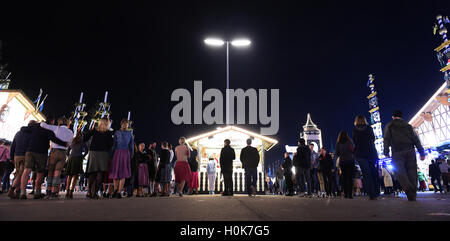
[1,1,449,168]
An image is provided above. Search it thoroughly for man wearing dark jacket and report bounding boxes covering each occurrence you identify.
[293,138,312,197]
[429,159,443,193]
[283,153,294,196]
[220,139,235,196]
[19,122,67,200]
[384,110,425,201]
[7,121,34,199]
[240,138,260,196]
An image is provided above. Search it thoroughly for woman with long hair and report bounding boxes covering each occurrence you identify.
[174,137,191,197]
[109,119,134,199]
[65,132,87,199]
[84,118,114,199]
[335,131,356,199]
[352,115,380,200]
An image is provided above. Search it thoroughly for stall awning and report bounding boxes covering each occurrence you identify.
[187,126,278,151]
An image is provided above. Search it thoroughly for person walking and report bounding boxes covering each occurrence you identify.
[318,148,334,198]
[84,118,114,199]
[309,144,319,195]
[335,131,356,199]
[352,115,380,200]
[7,121,33,199]
[240,138,260,197]
[109,119,134,199]
[19,121,68,199]
[438,158,449,193]
[293,138,312,197]
[65,132,87,199]
[220,139,235,196]
[276,165,284,195]
[40,116,74,198]
[283,153,294,196]
[174,137,191,197]
[383,110,425,201]
[206,157,216,194]
[429,159,443,193]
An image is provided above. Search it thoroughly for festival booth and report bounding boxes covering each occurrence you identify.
[0,90,46,141]
[186,126,278,194]
[409,82,449,182]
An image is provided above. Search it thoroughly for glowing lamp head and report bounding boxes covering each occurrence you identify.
[204,38,225,46]
[231,39,251,47]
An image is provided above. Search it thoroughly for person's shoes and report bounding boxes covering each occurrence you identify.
[286,193,293,196]
[150,192,158,197]
[250,186,256,196]
[34,194,44,199]
[298,193,306,197]
[7,189,17,199]
[70,190,74,199]
[29,190,34,195]
[178,193,183,197]
[65,191,70,199]
[20,194,27,200]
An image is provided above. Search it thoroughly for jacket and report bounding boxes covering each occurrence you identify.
[335,140,355,162]
[429,163,441,177]
[220,145,235,173]
[318,153,333,173]
[25,123,67,154]
[10,126,32,159]
[381,167,393,187]
[84,129,114,152]
[383,118,425,157]
[352,124,378,160]
[240,145,260,169]
[293,145,311,168]
[282,156,293,176]
[159,149,171,168]
[207,159,216,174]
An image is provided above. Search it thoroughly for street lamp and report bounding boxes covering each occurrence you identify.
[204,37,251,125]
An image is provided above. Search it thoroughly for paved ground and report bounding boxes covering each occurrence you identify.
[1,191,449,221]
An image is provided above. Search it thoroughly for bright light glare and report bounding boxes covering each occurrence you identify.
[204,38,225,46]
[231,39,251,47]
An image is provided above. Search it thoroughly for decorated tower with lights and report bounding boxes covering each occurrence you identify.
[300,113,322,153]
[89,91,112,130]
[0,41,11,90]
[433,15,450,101]
[367,74,384,158]
[71,92,88,136]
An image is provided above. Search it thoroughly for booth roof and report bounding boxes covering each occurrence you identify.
[0,89,46,121]
[186,126,278,151]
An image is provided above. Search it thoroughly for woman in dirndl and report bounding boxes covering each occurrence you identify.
[84,118,114,199]
[136,142,149,197]
[109,119,134,199]
[174,137,191,197]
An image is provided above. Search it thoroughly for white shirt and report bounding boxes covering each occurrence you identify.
[40,122,73,150]
[169,149,174,163]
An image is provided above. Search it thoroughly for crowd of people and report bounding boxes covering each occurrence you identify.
[270,111,450,201]
[0,110,449,202]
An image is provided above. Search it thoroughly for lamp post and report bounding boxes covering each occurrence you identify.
[204,38,251,125]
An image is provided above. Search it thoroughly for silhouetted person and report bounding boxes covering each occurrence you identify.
[384,110,425,201]
[220,139,235,196]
